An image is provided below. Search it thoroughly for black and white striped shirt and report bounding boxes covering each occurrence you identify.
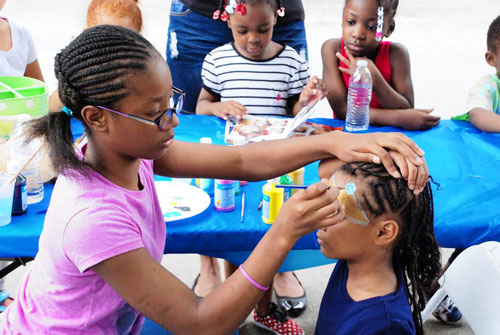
[202,42,310,116]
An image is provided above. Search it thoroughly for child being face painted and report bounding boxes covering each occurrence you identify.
[316,160,440,335]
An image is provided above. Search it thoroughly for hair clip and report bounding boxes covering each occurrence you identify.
[225,0,237,14]
[236,3,246,15]
[61,106,74,118]
[375,6,384,41]
[277,6,285,17]
[220,11,229,21]
[213,9,221,20]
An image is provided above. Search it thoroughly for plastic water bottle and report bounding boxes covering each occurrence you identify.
[8,122,44,204]
[345,60,372,132]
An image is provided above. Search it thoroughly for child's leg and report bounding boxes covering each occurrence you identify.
[193,256,222,297]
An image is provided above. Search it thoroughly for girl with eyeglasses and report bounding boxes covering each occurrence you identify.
[0,25,428,335]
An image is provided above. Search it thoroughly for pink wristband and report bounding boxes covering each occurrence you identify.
[239,265,269,291]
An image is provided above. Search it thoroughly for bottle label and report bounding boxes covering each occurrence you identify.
[214,182,235,209]
[262,194,271,220]
[21,184,27,211]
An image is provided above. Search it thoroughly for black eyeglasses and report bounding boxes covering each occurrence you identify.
[97,86,184,130]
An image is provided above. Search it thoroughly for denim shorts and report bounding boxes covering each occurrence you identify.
[166,0,308,113]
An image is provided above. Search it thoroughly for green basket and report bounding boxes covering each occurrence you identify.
[0,76,49,138]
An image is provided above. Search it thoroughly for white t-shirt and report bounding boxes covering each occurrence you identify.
[202,42,310,116]
[0,17,37,76]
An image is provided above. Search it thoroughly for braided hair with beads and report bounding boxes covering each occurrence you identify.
[339,162,441,335]
[213,0,284,21]
[27,25,159,175]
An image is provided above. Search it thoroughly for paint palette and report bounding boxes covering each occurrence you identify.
[155,181,211,222]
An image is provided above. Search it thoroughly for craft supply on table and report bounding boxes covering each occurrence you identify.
[197,137,215,195]
[214,179,237,212]
[0,173,15,226]
[6,161,27,216]
[155,181,211,221]
[241,192,245,223]
[345,60,372,132]
[288,167,305,195]
[262,178,283,224]
[279,174,293,202]
[8,122,44,204]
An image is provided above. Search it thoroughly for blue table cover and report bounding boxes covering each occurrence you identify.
[1,115,499,271]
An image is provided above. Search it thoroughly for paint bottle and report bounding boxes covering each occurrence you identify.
[289,167,305,195]
[214,179,236,212]
[197,137,214,195]
[233,138,246,193]
[279,174,294,202]
[262,178,283,224]
[7,160,27,216]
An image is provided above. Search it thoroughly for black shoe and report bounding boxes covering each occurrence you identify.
[274,272,307,317]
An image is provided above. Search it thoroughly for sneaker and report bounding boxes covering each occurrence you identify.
[252,302,305,335]
[432,295,462,325]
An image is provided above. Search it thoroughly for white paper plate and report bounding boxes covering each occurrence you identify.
[155,181,211,222]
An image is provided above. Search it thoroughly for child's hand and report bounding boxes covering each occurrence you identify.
[336,47,375,76]
[211,101,248,121]
[274,180,345,242]
[297,76,325,107]
[327,131,425,180]
[396,108,440,130]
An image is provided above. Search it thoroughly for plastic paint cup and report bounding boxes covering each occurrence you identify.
[0,174,15,226]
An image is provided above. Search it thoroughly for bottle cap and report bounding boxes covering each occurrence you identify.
[200,137,212,144]
[357,60,368,67]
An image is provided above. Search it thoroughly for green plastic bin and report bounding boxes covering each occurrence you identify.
[0,76,49,138]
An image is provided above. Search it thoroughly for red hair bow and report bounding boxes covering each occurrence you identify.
[236,4,246,15]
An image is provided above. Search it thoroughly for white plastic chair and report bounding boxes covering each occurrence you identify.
[421,241,500,334]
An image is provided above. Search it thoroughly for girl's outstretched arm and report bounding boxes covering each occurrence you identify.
[92,181,343,335]
[154,130,428,190]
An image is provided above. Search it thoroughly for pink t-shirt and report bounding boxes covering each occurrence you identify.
[0,159,166,335]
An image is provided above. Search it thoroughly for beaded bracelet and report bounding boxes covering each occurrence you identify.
[239,265,270,291]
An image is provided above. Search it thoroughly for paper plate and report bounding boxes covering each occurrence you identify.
[155,181,211,222]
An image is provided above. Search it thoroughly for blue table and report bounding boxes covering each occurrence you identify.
[1,115,500,272]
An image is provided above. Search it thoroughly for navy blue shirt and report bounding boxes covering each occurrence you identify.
[315,260,416,335]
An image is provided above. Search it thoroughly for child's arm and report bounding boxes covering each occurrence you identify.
[469,108,500,132]
[24,59,44,82]
[322,39,349,119]
[337,43,413,109]
[154,130,428,192]
[92,181,341,335]
[196,87,247,120]
[291,76,322,116]
[322,39,440,130]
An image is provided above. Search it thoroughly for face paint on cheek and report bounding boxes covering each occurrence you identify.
[337,182,370,226]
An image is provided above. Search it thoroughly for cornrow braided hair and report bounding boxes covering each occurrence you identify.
[214,0,283,20]
[339,162,441,335]
[27,25,158,176]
